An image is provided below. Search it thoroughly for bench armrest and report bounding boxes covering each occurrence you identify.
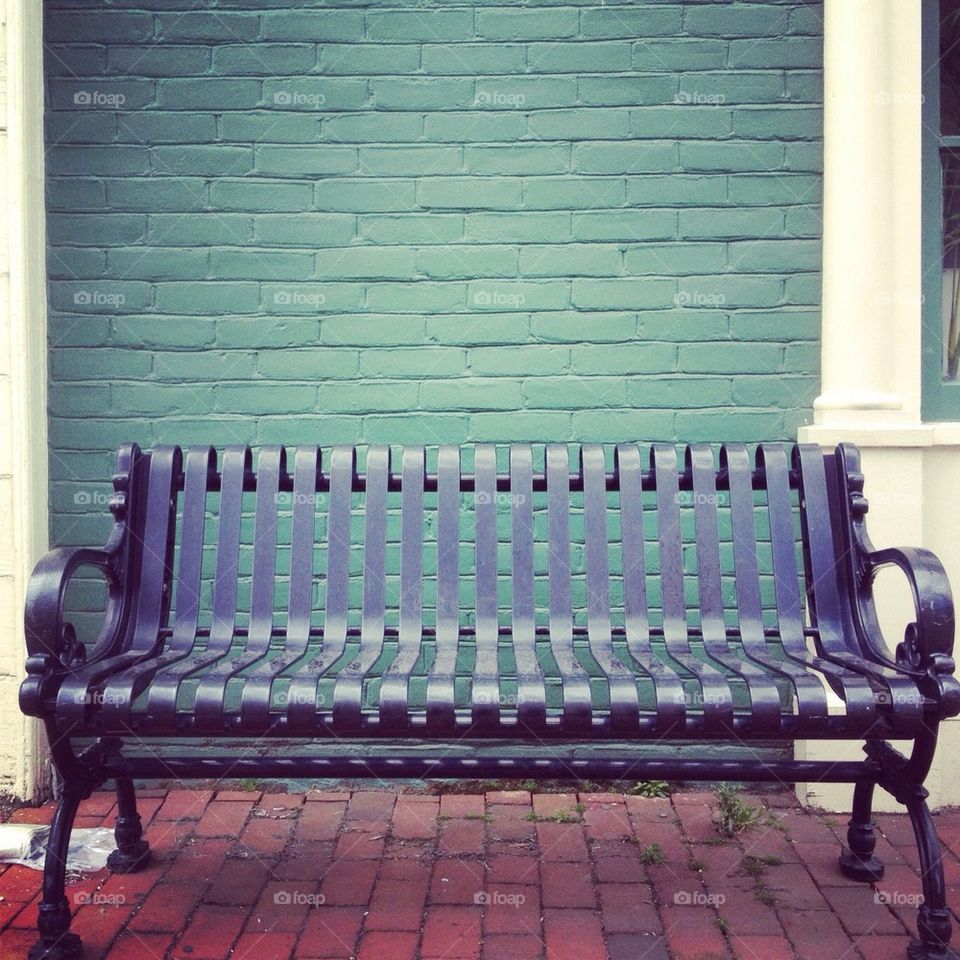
[868,546,960,716]
[24,546,120,663]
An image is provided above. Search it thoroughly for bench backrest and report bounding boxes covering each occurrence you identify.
[97,441,868,670]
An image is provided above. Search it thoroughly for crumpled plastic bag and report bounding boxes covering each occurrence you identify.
[0,823,115,872]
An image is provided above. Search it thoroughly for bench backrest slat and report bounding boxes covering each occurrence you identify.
[128,445,181,655]
[795,444,850,657]
[760,444,807,655]
[170,446,210,653]
[723,444,765,649]
[546,444,592,729]
[286,446,320,656]
[333,445,389,730]
[426,445,461,731]
[209,446,249,653]
[689,444,727,653]
[583,442,640,728]
[249,446,283,650]
[510,444,547,727]
[472,444,500,726]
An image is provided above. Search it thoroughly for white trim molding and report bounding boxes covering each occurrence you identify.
[1,0,50,800]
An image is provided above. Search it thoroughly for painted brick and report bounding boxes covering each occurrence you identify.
[578,75,678,106]
[154,282,260,314]
[627,175,727,206]
[255,146,358,176]
[212,44,316,76]
[117,112,217,144]
[580,7,682,39]
[528,41,632,73]
[624,242,726,275]
[466,144,568,176]
[149,213,252,246]
[572,142,677,174]
[324,113,423,143]
[465,212,569,243]
[572,210,675,242]
[152,145,253,176]
[424,113,526,142]
[571,278,676,310]
[315,179,416,212]
[210,179,314,212]
[518,244,621,277]
[260,10,365,42]
[221,112,323,143]
[685,6,791,38]
[254,214,355,247]
[157,79,262,110]
[475,8,579,40]
[361,214,462,245]
[630,106,733,138]
[418,177,521,210]
[527,108,630,141]
[367,10,472,41]
[262,79,370,111]
[107,46,211,77]
[422,44,526,75]
[680,141,785,172]
[45,11,153,42]
[156,12,258,42]
[315,247,417,279]
[523,177,625,210]
[371,78,475,111]
[729,38,823,69]
[320,45,420,76]
[416,245,516,279]
[734,106,824,140]
[359,146,463,176]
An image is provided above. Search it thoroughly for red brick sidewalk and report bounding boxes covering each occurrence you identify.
[0,786,957,960]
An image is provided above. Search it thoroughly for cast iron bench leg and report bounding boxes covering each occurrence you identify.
[29,783,84,960]
[839,780,885,882]
[905,792,958,960]
[106,778,151,873]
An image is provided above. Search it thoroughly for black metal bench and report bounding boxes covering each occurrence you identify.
[19,440,960,960]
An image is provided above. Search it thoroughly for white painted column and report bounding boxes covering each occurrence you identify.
[814,0,922,424]
[0,0,51,800]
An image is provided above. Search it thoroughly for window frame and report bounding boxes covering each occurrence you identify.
[922,0,960,419]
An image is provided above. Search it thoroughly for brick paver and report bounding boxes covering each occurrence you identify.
[2,785,958,959]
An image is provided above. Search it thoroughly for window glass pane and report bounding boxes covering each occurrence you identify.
[942,1,960,135]
[942,149,960,379]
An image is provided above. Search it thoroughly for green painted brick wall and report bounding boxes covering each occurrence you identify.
[45,0,823,551]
